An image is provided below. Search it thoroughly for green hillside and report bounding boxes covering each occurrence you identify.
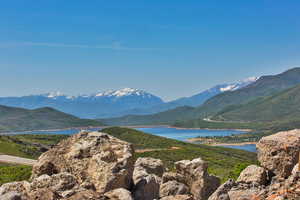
[193,67,300,118]
[0,105,104,132]
[102,127,257,182]
[101,68,300,126]
[212,84,300,122]
[99,106,196,126]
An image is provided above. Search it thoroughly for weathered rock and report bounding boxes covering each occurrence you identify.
[259,167,300,199]
[0,192,24,200]
[133,174,160,200]
[133,157,165,179]
[104,188,133,200]
[227,187,262,200]
[292,163,299,176]
[133,157,164,200]
[0,181,30,200]
[237,165,268,185]
[162,172,186,184]
[160,194,194,200]
[30,173,77,196]
[28,188,57,200]
[63,190,102,200]
[257,129,300,178]
[175,158,220,200]
[32,131,134,193]
[160,180,189,197]
[208,179,235,200]
[208,179,268,200]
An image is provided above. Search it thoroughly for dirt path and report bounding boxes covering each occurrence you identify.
[0,155,37,166]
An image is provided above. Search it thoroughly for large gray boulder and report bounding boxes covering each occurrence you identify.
[175,158,220,200]
[132,157,165,200]
[160,180,189,198]
[257,129,300,178]
[237,165,268,185]
[133,157,165,179]
[32,131,134,193]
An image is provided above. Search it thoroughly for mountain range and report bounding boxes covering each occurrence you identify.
[0,78,258,119]
[1,67,300,131]
[0,88,163,118]
[101,68,300,126]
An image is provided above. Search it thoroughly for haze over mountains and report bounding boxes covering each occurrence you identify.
[0,78,258,119]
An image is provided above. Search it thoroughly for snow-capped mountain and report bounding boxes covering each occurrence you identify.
[0,77,259,119]
[167,76,260,107]
[0,88,164,118]
[107,77,260,117]
[219,77,260,92]
[94,88,154,98]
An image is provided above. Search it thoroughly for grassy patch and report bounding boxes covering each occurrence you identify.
[0,163,32,185]
[12,134,69,146]
[0,134,70,159]
[0,136,40,159]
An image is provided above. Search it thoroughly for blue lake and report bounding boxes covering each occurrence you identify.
[7,126,256,152]
[135,127,257,152]
[221,144,257,153]
[135,127,245,140]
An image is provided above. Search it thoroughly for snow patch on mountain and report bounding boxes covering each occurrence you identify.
[220,85,237,92]
[220,77,259,92]
[94,88,151,98]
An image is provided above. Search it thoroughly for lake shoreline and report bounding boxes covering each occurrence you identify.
[0,124,253,135]
[0,125,170,135]
[168,125,252,132]
[209,142,257,146]
[186,137,257,145]
[0,125,256,152]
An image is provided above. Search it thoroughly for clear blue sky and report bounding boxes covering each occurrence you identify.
[0,0,300,101]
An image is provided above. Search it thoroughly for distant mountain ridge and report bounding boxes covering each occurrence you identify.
[212,83,300,122]
[112,77,259,116]
[192,67,300,118]
[0,88,164,118]
[100,68,300,126]
[170,76,259,107]
[0,78,258,119]
[0,105,104,132]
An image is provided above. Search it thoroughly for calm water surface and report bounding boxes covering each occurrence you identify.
[222,144,257,153]
[135,127,245,140]
[7,126,256,152]
[135,127,257,152]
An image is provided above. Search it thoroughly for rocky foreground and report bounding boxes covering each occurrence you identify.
[0,129,300,200]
